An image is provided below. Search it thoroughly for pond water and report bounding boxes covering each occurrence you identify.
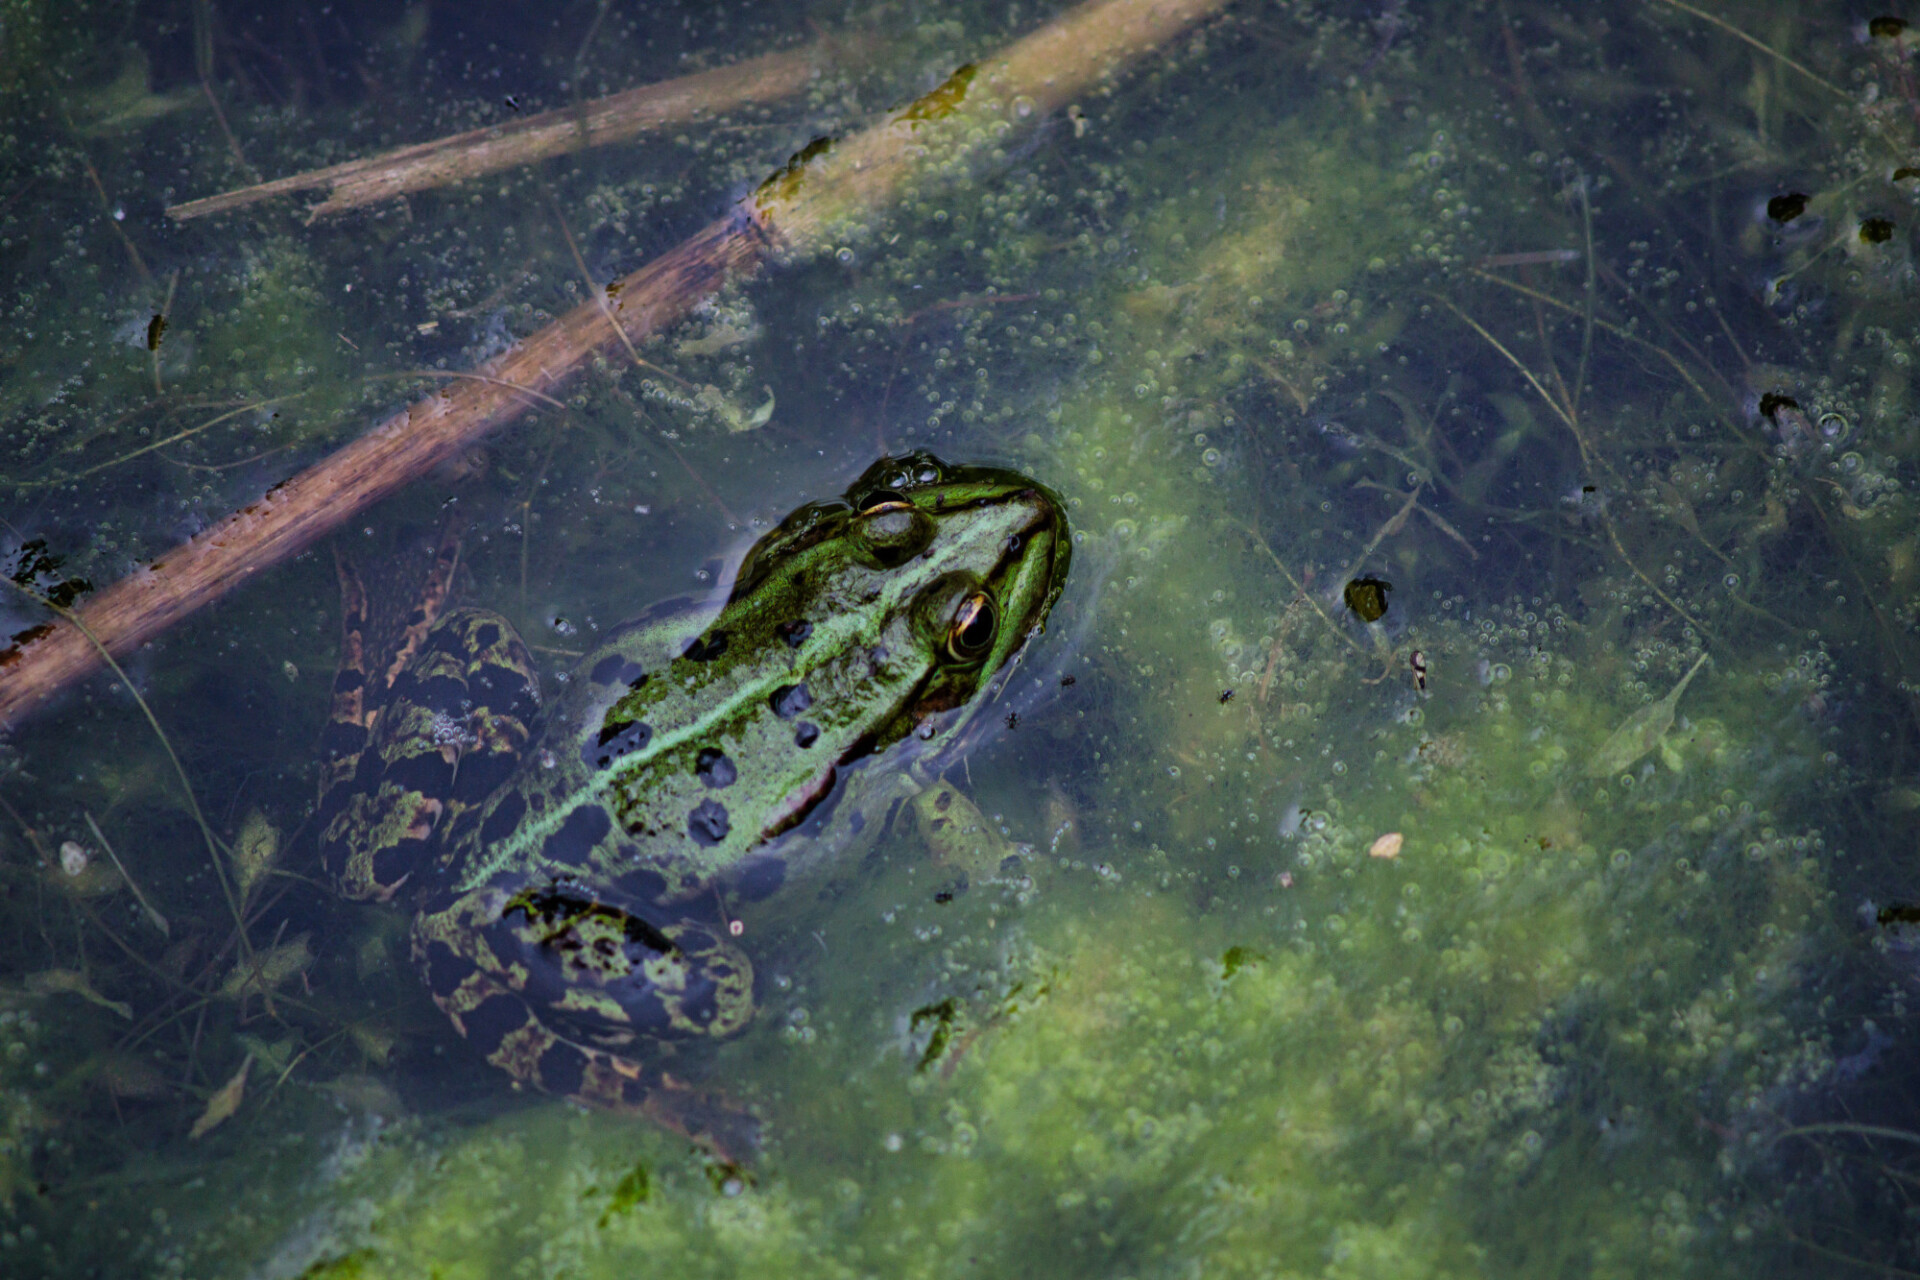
[4,1,1919,1275]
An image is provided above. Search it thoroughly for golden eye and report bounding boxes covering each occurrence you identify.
[946,591,998,662]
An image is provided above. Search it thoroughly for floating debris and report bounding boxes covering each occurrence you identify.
[58,840,90,877]
[188,1056,251,1140]
[1368,832,1404,860]
[1766,192,1810,224]
[1344,576,1392,623]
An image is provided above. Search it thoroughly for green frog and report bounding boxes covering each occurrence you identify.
[316,453,1069,1153]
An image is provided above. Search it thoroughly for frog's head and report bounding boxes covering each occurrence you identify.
[731,451,1070,760]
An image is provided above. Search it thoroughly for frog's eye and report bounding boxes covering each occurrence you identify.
[858,502,935,567]
[946,591,998,663]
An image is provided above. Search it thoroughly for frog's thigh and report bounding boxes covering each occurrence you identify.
[322,610,535,899]
[415,883,754,1057]
[431,608,540,807]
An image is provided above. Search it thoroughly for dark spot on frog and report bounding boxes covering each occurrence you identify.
[681,631,729,662]
[421,938,474,1003]
[933,875,969,905]
[695,747,738,788]
[461,992,531,1056]
[470,664,539,721]
[369,839,427,890]
[769,683,812,719]
[777,619,812,649]
[618,864,671,902]
[1766,192,1809,224]
[999,854,1023,875]
[590,654,647,686]
[848,808,865,835]
[588,719,654,769]
[473,622,502,650]
[734,858,785,902]
[479,791,528,849]
[399,671,467,712]
[331,667,366,695]
[542,805,612,867]
[382,748,455,799]
[688,799,731,845]
[537,1042,588,1096]
[793,721,820,749]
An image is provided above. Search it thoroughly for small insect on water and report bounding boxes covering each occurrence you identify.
[1409,649,1428,694]
[1219,689,1235,704]
[1005,711,1020,730]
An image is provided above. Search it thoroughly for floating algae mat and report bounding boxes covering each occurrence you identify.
[4,1,1920,1276]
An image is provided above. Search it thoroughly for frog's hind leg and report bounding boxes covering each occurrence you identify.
[318,519,538,900]
[414,880,758,1151]
[419,934,760,1160]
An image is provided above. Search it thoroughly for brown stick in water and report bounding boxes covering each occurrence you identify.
[166,41,852,222]
[0,0,1229,730]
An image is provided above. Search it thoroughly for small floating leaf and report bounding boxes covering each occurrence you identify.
[189,1055,251,1139]
[145,313,167,352]
[1344,576,1392,623]
[1585,654,1708,778]
[24,968,132,1019]
[219,934,313,1000]
[231,809,281,899]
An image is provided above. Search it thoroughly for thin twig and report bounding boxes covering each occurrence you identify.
[84,812,170,937]
[1648,0,1848,101]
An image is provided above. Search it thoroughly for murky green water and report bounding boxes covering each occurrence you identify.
[5,1,1920,1275]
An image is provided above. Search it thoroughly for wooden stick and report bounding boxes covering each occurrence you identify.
[167,41,854,222]
[0,0,1227,730]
